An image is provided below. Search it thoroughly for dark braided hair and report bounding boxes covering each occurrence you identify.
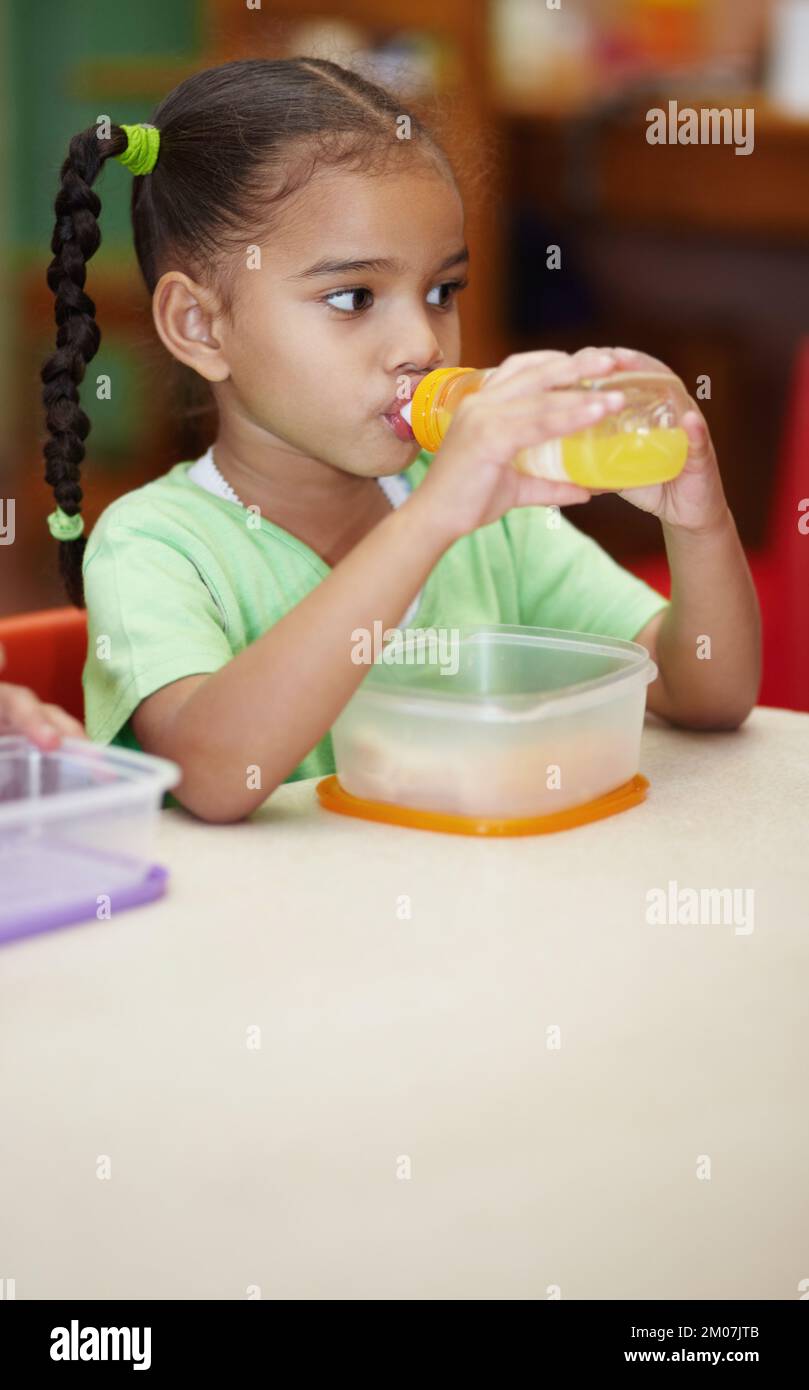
[40,56,471,608]
[41,124,127,606]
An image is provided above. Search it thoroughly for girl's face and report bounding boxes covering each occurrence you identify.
[212,163,467,477]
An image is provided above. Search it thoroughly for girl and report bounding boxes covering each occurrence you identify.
[41,58,760,822]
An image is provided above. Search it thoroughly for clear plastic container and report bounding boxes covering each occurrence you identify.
[329,625,658,821]
[401,367,690,489]
[0,736,181,943]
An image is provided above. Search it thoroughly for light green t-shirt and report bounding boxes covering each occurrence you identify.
[82,449,670,805]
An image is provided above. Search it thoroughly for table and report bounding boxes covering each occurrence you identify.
[2,707,807,1299]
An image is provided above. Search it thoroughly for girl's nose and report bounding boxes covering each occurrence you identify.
[387,311,445,375]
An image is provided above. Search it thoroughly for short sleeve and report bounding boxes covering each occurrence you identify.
[503,504,672,641]
[82,522,234,744]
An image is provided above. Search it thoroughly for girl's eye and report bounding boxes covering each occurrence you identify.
[426,278,469,309]
[322,278,469,316]
[323,287,374,314]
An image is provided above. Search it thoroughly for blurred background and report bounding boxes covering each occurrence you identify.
[1,0,808,708]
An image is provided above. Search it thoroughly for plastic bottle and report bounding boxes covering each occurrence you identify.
[399,367,691,489]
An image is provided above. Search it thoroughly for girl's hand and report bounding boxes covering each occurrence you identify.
[0,643,88,748]
[414,346,629,540]
[594,346,731,534]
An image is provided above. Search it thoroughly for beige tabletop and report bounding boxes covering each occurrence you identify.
[2,705,808,1300]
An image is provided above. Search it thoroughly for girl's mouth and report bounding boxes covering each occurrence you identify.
[382,410,415,442]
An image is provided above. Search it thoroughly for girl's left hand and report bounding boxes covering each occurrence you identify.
[592,346,731,533]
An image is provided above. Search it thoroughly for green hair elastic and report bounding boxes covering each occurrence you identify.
[115,122,160,176]
[47,506,85,542]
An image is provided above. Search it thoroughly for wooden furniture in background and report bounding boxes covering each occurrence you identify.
[501,89,809,559]
[505,92,809,242]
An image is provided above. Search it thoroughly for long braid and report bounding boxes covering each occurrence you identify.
[41,125,126,607]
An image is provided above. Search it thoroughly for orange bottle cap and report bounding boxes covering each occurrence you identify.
[410,367,478,452]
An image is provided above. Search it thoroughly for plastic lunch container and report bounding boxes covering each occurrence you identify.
[0,736,181,944]
[322,624,658,831]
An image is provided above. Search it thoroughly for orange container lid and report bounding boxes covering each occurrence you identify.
[316,773,650,837]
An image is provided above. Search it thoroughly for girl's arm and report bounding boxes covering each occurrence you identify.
[603,345,761,729]
[635,507,761,729]
[132,491,453,822]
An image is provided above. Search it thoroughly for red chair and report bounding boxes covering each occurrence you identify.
[624,337,809,711]
[0,607,88,725]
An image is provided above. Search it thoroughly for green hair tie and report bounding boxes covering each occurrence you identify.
[47,506,85,542]
[116,122,160,176]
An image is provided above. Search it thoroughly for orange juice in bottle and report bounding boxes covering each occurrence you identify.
[400,368,690,489]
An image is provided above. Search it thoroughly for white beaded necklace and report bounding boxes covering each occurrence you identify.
[187,444,412,510]
[185,445,424,624]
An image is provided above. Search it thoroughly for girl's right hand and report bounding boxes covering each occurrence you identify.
[414,346,628,541]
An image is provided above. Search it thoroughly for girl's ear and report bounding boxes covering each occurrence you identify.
[152,271,230,383]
